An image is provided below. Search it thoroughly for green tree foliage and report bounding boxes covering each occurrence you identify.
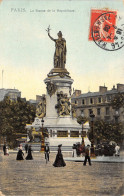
[88,119,124,144]
[111,92,124,109]
[0,96,36,147]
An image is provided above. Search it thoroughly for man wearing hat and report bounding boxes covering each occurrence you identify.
[44,143,50,161]
[83,145,91,166]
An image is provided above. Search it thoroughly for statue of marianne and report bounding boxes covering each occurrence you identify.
[47,26,66,69]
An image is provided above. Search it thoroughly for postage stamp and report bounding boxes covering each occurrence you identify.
[89,9,124,51]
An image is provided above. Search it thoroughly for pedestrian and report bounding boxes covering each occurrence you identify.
[16,147,24,160]
[19,144,23,150]
[3,144,6,155]
[26,145,33,160]
[115,144,120,156]
[72,144,77,157]
[44,143,50,161]
[53,144,66,167]
[6,145,9,156]
[83,145,91,166]
[25,143,28,153]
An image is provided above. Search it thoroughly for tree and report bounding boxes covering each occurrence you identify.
[111,92,124,110]
[0,97,36,147]
[88,118,124,145]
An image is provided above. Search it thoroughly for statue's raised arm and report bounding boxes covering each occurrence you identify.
[46,26,66,69]
[46,25,55,42]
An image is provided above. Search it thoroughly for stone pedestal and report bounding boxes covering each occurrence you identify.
[44,75,73,118]
[43,75,87,147]
[26,71,91,148]
[26,74,91,148]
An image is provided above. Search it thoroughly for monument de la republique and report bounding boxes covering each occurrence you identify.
[27,27,91,149]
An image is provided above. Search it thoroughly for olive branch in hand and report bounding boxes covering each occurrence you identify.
[46,25,51,34]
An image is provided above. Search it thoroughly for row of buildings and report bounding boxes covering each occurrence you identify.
[0,83,124,123]
[0,88,43,105]
[71,83,124,123]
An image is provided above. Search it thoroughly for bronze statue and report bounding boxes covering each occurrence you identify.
[47,82,57,97]
[36,96,46,118]
[46,26,66,69]
[55,92,70,116]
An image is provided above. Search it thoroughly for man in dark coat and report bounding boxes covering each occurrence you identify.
[25,143,28,153]
[44,143,50,161]
[3,144,6,155]
[83,145,91,166]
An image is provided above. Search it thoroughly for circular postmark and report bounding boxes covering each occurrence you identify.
[92,12,124,51]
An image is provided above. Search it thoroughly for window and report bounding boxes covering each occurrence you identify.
[89,109,92,116]
[106,107,110,115]
[81,110,84,116]
[97,108,101,115]
[82,99,85,105]
[75,100,77,104]
[90,98,93,104]
[57,131,68,137]
[70,131,79,137]
[98,97,101,103]
[107,95,111,102]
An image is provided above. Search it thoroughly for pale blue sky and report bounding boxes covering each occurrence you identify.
[0,0,124,99]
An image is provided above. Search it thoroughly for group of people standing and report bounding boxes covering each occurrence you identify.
[16,143,66,167]
[72,142,92,166]
[44,143,66,167]
[16,144,33,160]
[4,141,91,166]
[4,142,120,167]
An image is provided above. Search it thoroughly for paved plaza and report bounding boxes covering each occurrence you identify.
[0,151,124,196]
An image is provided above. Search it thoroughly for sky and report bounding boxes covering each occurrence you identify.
[0,0,124,100]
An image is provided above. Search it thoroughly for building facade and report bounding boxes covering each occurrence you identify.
[71,84,124,123]
[0,88,21,101]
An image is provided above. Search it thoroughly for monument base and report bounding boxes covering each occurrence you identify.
[48,68,70,78]
[26,117,91,148]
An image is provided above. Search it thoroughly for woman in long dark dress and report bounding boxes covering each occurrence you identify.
[16,149,24,160]
[53,144,66,167]
[26,145,33,160]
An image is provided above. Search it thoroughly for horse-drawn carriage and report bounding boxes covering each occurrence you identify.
[72,141,116,157]
[72,143,85,157]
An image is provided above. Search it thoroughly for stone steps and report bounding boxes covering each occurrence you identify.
[21,143,73,152]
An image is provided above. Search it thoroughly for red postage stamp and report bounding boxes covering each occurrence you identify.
[89,9,117,43]
[89,9,124,51]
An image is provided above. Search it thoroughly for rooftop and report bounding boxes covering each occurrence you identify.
[72,84,124,99]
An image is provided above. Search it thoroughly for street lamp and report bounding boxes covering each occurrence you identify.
[41,118,45,152]
[81,113,85,145]
[115,110,119,123]
[90,109,95,157]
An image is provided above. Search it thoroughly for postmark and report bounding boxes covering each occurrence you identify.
[92,12,124,51]
[89,9,117,41]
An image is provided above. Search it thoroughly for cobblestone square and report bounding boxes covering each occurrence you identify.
[0,151,123,196]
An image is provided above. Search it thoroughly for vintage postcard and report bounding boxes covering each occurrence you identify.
[0,0,124,195]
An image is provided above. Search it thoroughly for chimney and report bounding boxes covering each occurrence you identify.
[74,90,81,97]
[112,85,116,90]
[117,84,124,92]
[99,86,107,93]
